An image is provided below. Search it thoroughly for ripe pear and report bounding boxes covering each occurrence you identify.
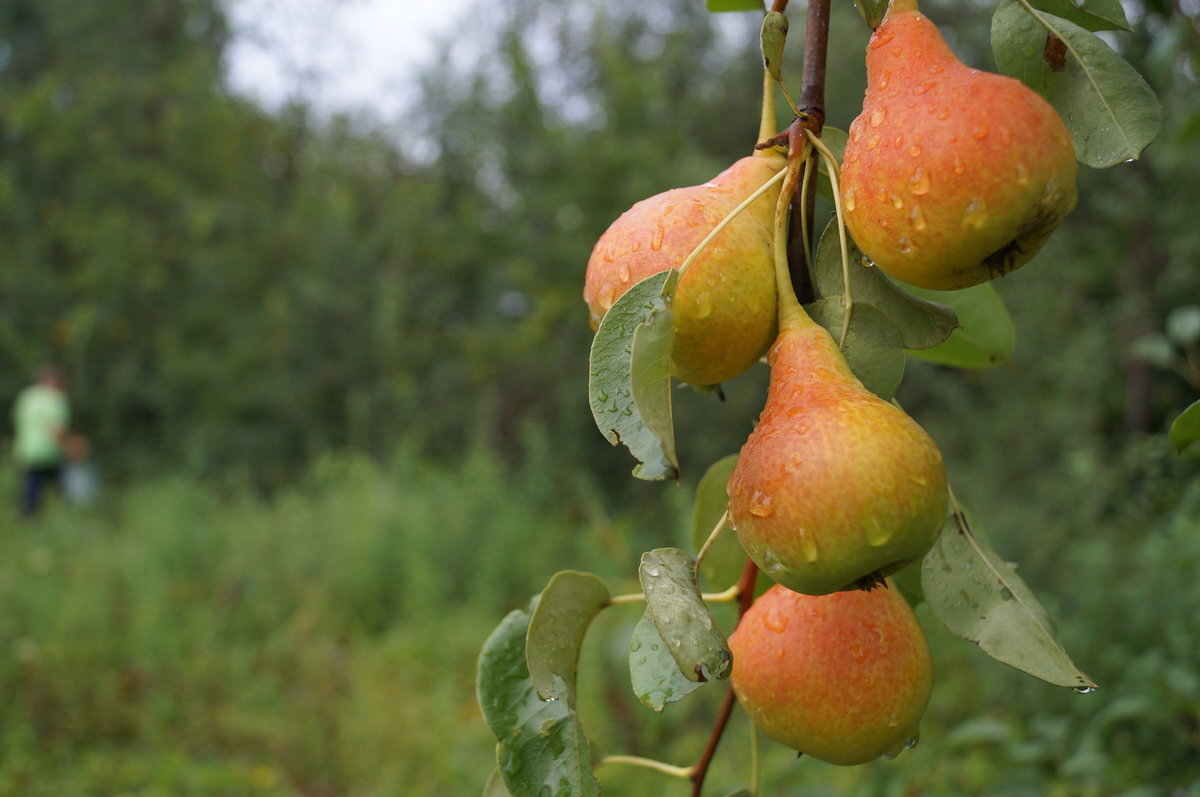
[726,303,947,595]
[840,0,1077,291]
[583,150,786,386]
[729,582,933,765]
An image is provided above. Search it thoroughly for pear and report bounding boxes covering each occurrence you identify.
[583,150,786,386]
[729,582,933,765]
[840,0,1077,291]
[726,299,947,595]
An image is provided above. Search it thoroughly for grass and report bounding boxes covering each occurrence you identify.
[0,439,1197,795]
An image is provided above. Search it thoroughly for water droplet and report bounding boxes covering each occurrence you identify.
[897,235,913,255]
[904,733,920,750]
[878,72,890,89]
[844,189,857,211]
[890,194,904,210]
[929,63,944,74]
[748,491,775,517]
[1000,586,1014,601]
[865,517,893,546]
[694,291,712,319]
[618,263,631,283]
[1015,162,1029,186]
[999,125,1012,145]
[892,47,904,57]
[971,125,989,141]
[1074,685,1097,694]
[910,473,928,486]
[775,648,784,659]
[907,167,930,195]
[759,548,785,575]
[908,144,922,158]
[866,134,881,151]
[645,566,660,577]
[875,187,887,203]
[883,749,901,760]
[543,695,559,703]
[909,205,926,231]
[764,608,788,633]
[870,108,887,128]
[651,224,665,251]
[630,638,642,652]
[953,156,964,175]
[797,530,819,563]
[963,197,987,229]
[892,133,904,148]
[935,108,949,121]
[887,713,899,728]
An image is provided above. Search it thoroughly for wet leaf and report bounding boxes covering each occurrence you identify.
[526,571,611,702]
[811,221,959,351]
[483,765,511,796]
[639,548,732,682]
[921,510,1097,690]
[477,608,601,797]
[906,283,1015,368]
[588,270,679,480]
[806,298,906,400]
[691,454,745,591]
[992,0,1161,167]
[1025,0,1130,32]
[628,610,705,711]
[1169,400,1200,454]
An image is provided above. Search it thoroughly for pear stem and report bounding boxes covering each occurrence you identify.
[774,144,808,331]
[677,168,786,279]
[597,756,694,779]
[757,69,776,150]
[805,129,854,348]
[694,510,729,578]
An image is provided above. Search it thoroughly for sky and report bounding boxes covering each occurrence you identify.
[226,0,475,120]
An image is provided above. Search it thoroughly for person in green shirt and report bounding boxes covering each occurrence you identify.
[11,365,86,516]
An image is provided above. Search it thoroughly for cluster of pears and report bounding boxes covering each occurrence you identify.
[583,0,1078,768]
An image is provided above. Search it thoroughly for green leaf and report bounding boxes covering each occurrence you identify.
[477,609,601,797]
[761,12,789,82]
[1025,0,1130,31]
[705,0,764,11]
[483,765,512,796]
[629,610,705,711]
[1169,400,1200,454]
[806,298,906,400]
[1128,335,1176,369]
[852,0,889,29]
[526,571,611,702]
[921,511,1097,690]
[991,0,1162,167]
[905,283,1015,368]
[1166,306,1200,348]
[588,271,680,480]
[639,548,732,682]
[815,127,848,203]
[811,221,959,351]
[891,559,925,607]
[691,454,746,591]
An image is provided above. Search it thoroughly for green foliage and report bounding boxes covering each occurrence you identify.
[906,284,1016,368]
[525,571,611,701]
[638,548,731,682]
[629,611,705,711]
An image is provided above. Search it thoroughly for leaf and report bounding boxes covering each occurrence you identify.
[891,559,925,607]
[991,0,1162,167]
[705,0,764,11]
[477,609,601,797]
[1025,0,1130,31]
[921,511,1097,690]
[1169,400,1200,454]
[629,610,705,711]
[852,0,889,29]
[691,454,745,591]
[483,765,512,796]
[639,548,732,682]
[761,12,789,82]
[806,298,906,400]
[905,283,1016,368]
[815,127,848,203]
[1166,306,1200,348]
[588,271,680,480]
[811,221,959,351]
[526,571,611,702]
[724,791,754,797]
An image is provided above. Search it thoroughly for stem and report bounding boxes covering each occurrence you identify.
[774,147,807,330]
[701,585,741,603]
[598,755,694,779]
[608,592,646,605]
[805,129,853,348]
[758,70,777,148]
[678,169,787,278]
[694,511,729,577]
[749,721,761,795]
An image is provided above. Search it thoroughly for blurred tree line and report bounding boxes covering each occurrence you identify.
[1,0,1197,496]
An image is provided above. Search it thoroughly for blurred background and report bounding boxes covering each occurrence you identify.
[1,0,1198,794]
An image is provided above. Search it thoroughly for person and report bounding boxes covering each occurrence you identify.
[11,365,87,517]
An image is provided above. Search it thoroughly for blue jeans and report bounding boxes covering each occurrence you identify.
[21,466,61,517]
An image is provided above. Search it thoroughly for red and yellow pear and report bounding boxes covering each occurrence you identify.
[729,582,933,765]
[840,0,1077,290]
[583,148,786,387]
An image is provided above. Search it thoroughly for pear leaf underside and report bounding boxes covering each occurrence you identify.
[588,270,680,481]
[1169,400,1200,454]
[811,221,960,351]
[1025,0,1131,32]
[478,609,601,797]
[921,513,1097,689]
[691,454,746,591]
[639,547,732,682]
[526,571,611,703]
[629,610,706,712]
[991,0,1161,168]
[904,283,1016,368]
[806,298,906,400]
[761,12,789,82]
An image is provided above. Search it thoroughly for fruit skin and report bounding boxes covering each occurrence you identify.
[727,311,947,595]
[729,582,933,765]
[583,151,786,386]
[839,0,1077,291]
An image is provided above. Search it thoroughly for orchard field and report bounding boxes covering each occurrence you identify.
[1,0,1199,794]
